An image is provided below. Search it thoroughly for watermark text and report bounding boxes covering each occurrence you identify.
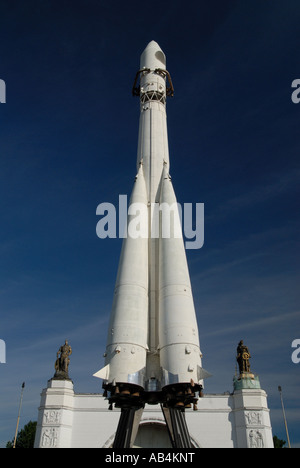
[0,339,6,363]
[291,339,300,364]
[0,79,6,103]
[291,79,300,104]
[96,195,204,250]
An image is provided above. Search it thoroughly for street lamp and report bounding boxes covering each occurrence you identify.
[13,382,25,449]
[278,385,291,448]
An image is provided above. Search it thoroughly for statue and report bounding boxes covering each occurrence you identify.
[236,340,251,375]
[53,340,72,380]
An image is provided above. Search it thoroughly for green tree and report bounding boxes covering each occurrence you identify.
[6,421,37,448]
[273,435,286,448]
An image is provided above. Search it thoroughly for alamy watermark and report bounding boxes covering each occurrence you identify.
[96,195,204,249]
[291,79,300,104]
[0,79,6,103]
[0,339,6,363]
[291,339,300,364]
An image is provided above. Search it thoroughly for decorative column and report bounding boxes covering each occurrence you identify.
[232,341,273,448]
[34,341,75,448]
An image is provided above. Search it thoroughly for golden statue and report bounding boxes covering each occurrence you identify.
[236,340,251,375]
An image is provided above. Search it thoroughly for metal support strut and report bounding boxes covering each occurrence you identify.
[132,68,174,97]
[113,406,144,448]
[161,405,193,448]
[112,404,192,448]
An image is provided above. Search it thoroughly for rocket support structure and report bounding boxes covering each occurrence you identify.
[94,41,207,445]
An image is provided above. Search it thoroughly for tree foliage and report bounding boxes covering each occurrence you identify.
[6,421,37,448]
[273,435,286,448]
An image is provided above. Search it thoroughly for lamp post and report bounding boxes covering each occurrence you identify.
[278,385,291,448]
[13,382,25,449]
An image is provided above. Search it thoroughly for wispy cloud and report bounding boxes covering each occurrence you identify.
[202,310,300,339]
[207,167,300,222]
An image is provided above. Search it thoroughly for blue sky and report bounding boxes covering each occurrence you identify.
[0,0,299,447]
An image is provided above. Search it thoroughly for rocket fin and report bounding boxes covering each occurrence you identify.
[197,366,212,381]
[93,365,110,380]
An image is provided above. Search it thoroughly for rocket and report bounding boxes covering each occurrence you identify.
[94,41,207,411]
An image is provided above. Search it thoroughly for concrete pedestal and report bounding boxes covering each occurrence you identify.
[34,379,74,448]
[34,377,273,448]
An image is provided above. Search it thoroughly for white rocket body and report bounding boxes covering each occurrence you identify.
[94,41,204,399]
[95,165,149,386]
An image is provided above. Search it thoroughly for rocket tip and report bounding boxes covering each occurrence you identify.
[145,40,161,49]
[140,40,166,70]
[143,40,164,56]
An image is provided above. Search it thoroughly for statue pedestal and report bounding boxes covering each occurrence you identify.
[52,370,73,382]
[233,373,261,391]
[232,374,273,448]
[34,379,75,448]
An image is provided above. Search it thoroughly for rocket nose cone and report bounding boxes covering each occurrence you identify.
[145,40,161,50]
[140,40,166,70]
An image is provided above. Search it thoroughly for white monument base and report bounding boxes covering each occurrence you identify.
[34,376,273,448]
